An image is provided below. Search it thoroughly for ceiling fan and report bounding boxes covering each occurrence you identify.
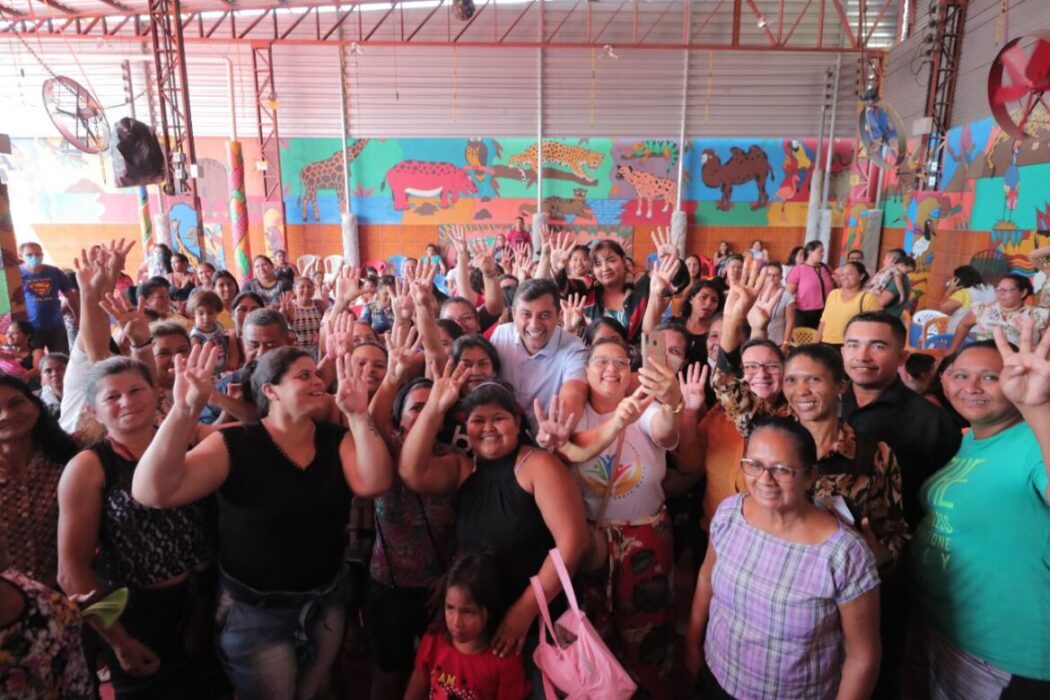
[987,30,1050,139]
[41,76,111,154]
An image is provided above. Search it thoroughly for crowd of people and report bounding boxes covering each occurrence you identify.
[0,231,1047,700]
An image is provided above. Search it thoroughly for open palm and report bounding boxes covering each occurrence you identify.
[173,344,219,415]
[995,321,1050,409]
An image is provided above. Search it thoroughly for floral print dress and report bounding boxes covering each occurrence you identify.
[0,569,92,699]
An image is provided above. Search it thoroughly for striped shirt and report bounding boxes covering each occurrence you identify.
[705,494,879,699]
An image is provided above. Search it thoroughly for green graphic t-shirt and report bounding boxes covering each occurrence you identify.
[912,422,1050,679]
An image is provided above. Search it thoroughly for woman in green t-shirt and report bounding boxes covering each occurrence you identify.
[911,324,1050,697]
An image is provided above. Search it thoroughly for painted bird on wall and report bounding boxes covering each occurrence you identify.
[1003,142,1021,212]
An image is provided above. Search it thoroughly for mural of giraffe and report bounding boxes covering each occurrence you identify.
[298,139,370,221]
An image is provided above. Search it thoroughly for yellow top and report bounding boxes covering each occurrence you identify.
[819,289,881,344]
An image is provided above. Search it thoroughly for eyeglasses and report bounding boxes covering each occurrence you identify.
[995,287,1020,294]
[739,458,804,482]
[589,357,630,370]
[742,362,783,374]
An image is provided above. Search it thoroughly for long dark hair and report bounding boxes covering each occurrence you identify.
[251,346,314,417]
[443,551,506,639]
[0,375,77,463]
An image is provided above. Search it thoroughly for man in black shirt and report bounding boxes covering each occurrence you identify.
[841,312,961,528]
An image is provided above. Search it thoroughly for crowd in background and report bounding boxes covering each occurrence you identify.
[0,226,1048,700]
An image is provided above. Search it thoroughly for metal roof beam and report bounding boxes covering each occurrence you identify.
[745,0,778,46]
[95,0,133,11]
[0,2,25,16]
[35,0,78,15]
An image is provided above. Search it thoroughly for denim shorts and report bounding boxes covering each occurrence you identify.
[215,566,349,700]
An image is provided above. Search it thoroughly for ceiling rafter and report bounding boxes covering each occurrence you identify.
[0,2,26,17]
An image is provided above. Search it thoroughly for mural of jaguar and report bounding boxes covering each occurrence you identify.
[520,188,594,222]
[507,141,604,184]
[382,161,478,210]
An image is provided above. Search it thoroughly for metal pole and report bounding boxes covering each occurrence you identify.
[339,44,351,216]
[536,47,543,209]
[820,52,842,210]
[675,49,689,210]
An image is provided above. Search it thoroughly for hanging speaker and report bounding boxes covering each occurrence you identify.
[112,117,166,188]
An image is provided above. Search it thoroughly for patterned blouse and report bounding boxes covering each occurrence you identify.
[292,302,325,350]
[705,495,879,699]
[711,353,793,438]
[0,453,64,585]
[971,302,1048,345]
[812,422,909,565]
[0,569,93,699]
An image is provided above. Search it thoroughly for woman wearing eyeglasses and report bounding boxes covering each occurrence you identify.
[685,416,881,699]
[535,337,682,699]
[949,273,1048,353]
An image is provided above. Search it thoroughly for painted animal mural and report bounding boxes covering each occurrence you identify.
[298,138,370,221]
[615,164,677,218]
[464,138,502,182]
[521,188,595,222]
[383,161,478,210]
[622,140,680,173]
[507,141,604,183]
[700,146,774,211]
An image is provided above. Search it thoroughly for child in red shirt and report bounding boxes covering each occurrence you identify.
[405,553,529,700]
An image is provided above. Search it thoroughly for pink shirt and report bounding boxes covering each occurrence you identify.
[787,263,835,311]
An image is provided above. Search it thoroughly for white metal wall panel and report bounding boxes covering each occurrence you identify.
[951,0,1050,128]
[881,0,932,132]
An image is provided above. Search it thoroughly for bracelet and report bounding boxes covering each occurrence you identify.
[660,398,685,415]
[130,339,153,349]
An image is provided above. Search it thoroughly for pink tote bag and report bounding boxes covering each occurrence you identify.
[529,548,636,700]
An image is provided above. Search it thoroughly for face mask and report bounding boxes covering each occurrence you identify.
[25,254,42,267]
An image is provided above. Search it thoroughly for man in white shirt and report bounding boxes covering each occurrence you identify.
[488,278,588,433]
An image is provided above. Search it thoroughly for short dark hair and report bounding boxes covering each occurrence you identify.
[443,552,506,638]
[682,279,725,319]
[1000,272,1034,298]
[151,321,191,344]
[763,261,783,274]
[904,352,937,379]
[84,356,154,406]
[186,289,223,315]
[952,265,983,289]
[513,278,560,309]
[436,319,466,344]
[451,334,501,374]
[949,339,1015,367]
[803,240,824,256]
[252,346,314,417]
[461,380,520,421]
[582,317,627,346]
[232,291,266,311]
[741,338,785,364]
[392,377,433,429]
[590,240,626,262]
[244,308,290,335]
[586,336,630,362]
[749,415,818,471]
[7,319,34,340]
[786,343,845,383]
[897,255,917,271]
[844,311,907,348]
[441,296,480,321]
[40,352,69,370]
[845,261,870,286]
[138,276,170,300]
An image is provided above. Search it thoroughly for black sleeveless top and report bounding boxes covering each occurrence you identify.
[91,441,217,588]
[218,422,351,592]
[456,446,555,606]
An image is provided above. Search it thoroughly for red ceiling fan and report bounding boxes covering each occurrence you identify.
[988,30,1050,139]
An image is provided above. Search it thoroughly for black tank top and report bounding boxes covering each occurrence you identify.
[91,441,217,588]
[456,446,555,605]
[218,422,351,592]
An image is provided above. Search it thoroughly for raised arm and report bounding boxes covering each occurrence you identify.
[995,319,1050,503]
[73,247,118,362]
[398,360,471,495]
[672,363,709,472]
[449,226,473,306]
[334,353,394,498]
[131,344,231,508]
[642,255,680,334]
[637,358,684,448]
[470,239,505,319]
[99,291,157,382]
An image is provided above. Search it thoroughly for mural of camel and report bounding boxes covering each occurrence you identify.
[700,146,774,211]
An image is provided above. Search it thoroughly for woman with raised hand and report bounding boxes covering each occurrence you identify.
[535,337,681,698]
[910,322,1050,696]
[686,416,881,699]
[57,356,222,698]
[398,362,587,674]
[130,343,393,698]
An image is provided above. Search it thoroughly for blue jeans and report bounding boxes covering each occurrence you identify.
[215,566,348,700]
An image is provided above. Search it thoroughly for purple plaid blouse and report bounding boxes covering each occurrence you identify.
[705,494,879,699]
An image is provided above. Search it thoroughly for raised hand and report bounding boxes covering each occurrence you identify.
[334,265,361,306]
[638,358,683,407]
[277,291,297,323]
[99,290,151,347]
[104,238,135,279]
[679,362,710,413]
[650,254,681,297]
[469,238,498,279]
[650,226,677,260]
[746,276,784,332]
[994,317,1050,410]
[320,310,355,365]
[560,293,586,333]
[391,277,416,322]
[427,358,469,414]
[335,353,370,417]
[172,342,219,416]
[73,246,114,298]
[384,323,420,386]
[549,230,577,273]
[533,398,577,452]
[613,388,655,430]
[448,225,470,258]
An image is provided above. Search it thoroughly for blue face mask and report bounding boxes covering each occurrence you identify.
[25,254,42,267]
